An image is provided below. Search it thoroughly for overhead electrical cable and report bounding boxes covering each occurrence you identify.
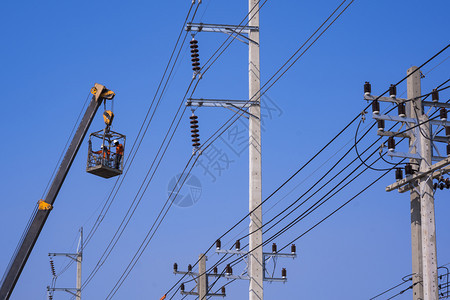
[276,161,404,253]
[424,55,450,76]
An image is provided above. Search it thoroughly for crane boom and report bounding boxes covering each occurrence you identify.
[0,83,113,300]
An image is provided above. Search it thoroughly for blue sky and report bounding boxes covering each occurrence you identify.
[1,0,449,299]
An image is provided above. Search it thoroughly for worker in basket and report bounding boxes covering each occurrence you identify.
[114,140,124,169]
[94,145,111,166]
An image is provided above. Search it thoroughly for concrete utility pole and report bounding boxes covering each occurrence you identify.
[248,0,263,299]
[407,66,438,299]
[198,254,207,300]
[365,67,447,300]
[415,88,439,300]
[47,228,83,300]
[407,67,424,300]
[76,228,83,300]
[183,3,280,299]
[173,254,226,299]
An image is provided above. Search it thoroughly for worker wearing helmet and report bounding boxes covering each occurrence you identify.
[113,140,124,169]
[93,145,110,165]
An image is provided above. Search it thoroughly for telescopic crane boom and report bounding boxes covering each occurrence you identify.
[0,83,115,300]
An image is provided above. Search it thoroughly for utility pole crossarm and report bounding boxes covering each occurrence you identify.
[373,114,417,124]
[47,288,79,297]
[422,101,450,109]
[387,150,422,160]
[186,98,257,108]
[185,23,259,45]
[386,156,450,192]
[263,252,297,258]
[398,164,450,193]
[185,23,258,34]
[364,94,407,103]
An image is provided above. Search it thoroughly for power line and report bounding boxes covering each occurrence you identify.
[424,55,450,76]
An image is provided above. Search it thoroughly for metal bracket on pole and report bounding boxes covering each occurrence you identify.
[386,150,422,160]
[262,250,296,282]
[185,23,259,45]
[186,98,260,119]
[48,253,78,261]
[422,101,450,109]
[376,130,411,139]
[47,287,79,298]
[432,136,450,143]
[372,113,418,124]
[263,252,297,259]
[186,98,257,108]
[364,94,407,104]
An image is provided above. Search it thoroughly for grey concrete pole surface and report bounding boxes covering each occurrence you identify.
[76,228,83,300]
[418,114,438,300]
[407,67,424,300]
[248,0,263,300]
[407,66,439,299]
[198,254,207,300]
